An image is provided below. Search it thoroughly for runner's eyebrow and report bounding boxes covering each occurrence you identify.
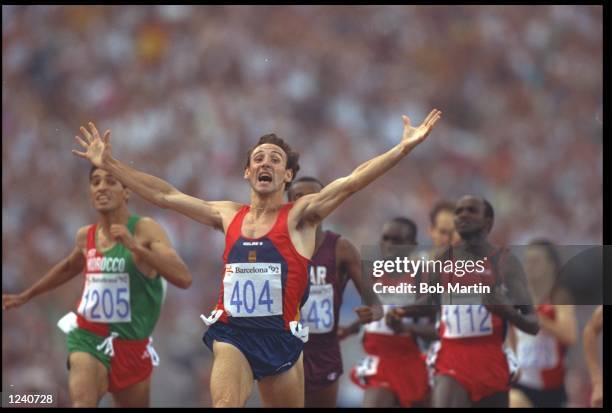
[252,149,285,159]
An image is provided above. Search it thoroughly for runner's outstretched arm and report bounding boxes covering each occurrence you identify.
[292,110,442,226]
[2,227,87,310]
[73,122,240,231]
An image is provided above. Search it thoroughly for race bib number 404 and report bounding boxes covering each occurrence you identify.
[442,304,492,338]
[77,273,131,323]
[223,263,283,317]
[301,284,334,334]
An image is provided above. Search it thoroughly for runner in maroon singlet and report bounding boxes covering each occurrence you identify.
[287,177,382,407]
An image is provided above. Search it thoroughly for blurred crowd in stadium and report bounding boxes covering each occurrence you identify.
[2,5,602,407]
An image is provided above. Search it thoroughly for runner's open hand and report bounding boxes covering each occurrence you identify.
[400,109,442,152]
[72,121,112,167]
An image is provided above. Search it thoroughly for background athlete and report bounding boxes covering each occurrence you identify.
[71,109,441,407]
[287,176,382,407]
[3,166,192,407]
[509,239,577,408]
[388,195,539,407]
[344,217,431,407]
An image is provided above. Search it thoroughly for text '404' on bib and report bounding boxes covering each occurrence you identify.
[223,263,283,317]
[77,273,131,323]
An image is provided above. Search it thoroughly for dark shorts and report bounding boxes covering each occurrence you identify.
[203,322,303,381]
[512,382,567,408]
[303,338,343,393]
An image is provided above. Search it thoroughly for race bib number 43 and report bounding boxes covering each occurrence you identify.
[223,263,283,317]
[77,273,131,323]
[301,284,334,334]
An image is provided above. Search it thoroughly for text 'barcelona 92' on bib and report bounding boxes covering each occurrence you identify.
[77,273,131,323]
[223,263,283,317]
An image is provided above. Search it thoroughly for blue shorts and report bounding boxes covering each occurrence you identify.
[203,322,304,380]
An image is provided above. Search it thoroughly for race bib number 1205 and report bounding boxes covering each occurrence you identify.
[77,273,131,323]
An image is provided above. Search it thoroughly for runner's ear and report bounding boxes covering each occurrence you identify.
[123,187,132,202]
[284,168,294,185]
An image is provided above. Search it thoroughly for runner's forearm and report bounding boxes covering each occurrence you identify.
[25,254,84,301]
[105,157,179,208]
[504,307,539,335]
[583,318,603,384]
[345,144,411,195]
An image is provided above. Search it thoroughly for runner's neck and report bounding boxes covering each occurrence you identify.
[98,207,131,237]
[249,188,285,218]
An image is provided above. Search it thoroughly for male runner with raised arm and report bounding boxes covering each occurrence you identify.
[72,109,441,407]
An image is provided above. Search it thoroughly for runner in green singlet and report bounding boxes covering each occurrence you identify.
[3,166,193,407]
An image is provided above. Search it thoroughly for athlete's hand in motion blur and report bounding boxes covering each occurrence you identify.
[72,121,113,167]
[110,224,137,251]
[400,109,442,153]
[2,292,29,311]
[355,304,383,324]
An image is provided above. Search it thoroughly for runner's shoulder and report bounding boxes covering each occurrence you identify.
[75,225,90,249]
[336,235,360,261]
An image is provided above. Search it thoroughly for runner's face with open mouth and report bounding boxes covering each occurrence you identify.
[245,144,292,195]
